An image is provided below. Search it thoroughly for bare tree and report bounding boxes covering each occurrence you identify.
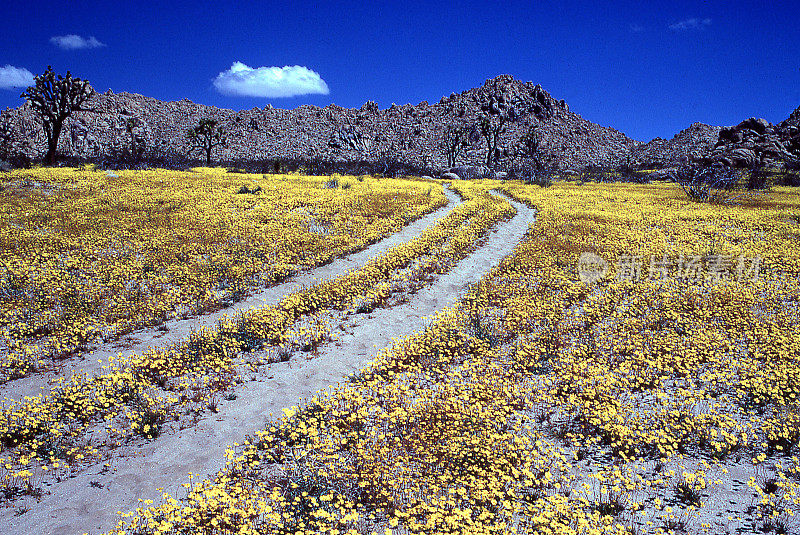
[676,163,750,203]
[186,118,227,165]
[20,66,94,165]
[442,125,469,167]
[478,113,507,168]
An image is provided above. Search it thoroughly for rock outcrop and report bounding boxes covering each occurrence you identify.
[703,111,800,167]
[629,108,800,170]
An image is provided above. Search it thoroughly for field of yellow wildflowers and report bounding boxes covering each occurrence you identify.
[104,180,800,535]
[0,167,444,382]
[0,170,521,519]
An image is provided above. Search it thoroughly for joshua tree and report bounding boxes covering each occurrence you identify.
[505,123,551,183]
[518,124,541,160]
[478,113,507,168]
[186,118,227,165]
[125,117,144,163]
[509,123,542,168]
[20,66,94,165]
[442,125,470,167]
[0,116,14,161]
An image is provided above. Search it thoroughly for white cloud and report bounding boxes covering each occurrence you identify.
[50,34,105,50]
[0,65,34,89]
[213,62,329,98]
[668,18,712,31]
[629,23,645,33]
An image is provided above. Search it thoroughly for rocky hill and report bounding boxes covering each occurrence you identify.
[0,75,642,171]
[629,122,721,168]
[1,74,797,172]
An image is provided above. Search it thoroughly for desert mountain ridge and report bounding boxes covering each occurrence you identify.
[1,74,798,171]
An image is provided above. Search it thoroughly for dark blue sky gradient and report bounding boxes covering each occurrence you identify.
[1,0,798,141]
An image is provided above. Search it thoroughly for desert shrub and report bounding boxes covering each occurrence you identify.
[778,160,800,186]
[6,153,32,170]
[615,156,636,178]
[96,146,143,170]
[578,165,612,183]
[236,184,262,194]
[613,159,651,183]
[523,166,554,188]
[504,158,552,187]
[778,171,800,186]
[746,161,769,190]
[676,163,752,203]
[531,171,554,187]
[93,143,191,170]
[255,157,427,178]
[675,164,739,202]
[637,160,667,170]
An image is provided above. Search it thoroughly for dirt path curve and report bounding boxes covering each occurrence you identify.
[0,191,536,535]
[0,188,459,401]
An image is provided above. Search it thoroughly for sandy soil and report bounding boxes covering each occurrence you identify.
[0,190,536,535]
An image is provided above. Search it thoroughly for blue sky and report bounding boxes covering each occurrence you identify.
[0,0,798,142]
